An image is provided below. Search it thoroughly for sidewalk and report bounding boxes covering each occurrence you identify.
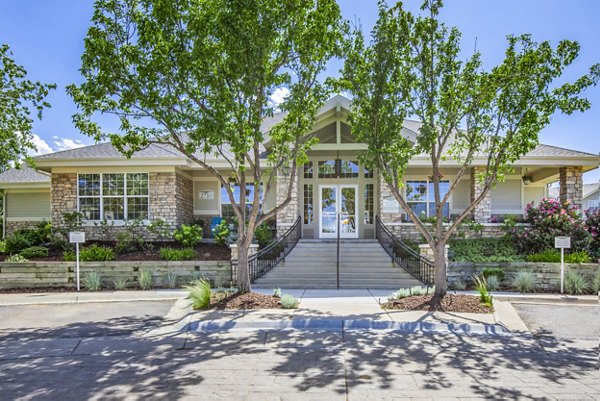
[0,289,186,306]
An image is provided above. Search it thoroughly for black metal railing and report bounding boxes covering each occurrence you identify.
[375,215,434,286]
[248,215,302,283]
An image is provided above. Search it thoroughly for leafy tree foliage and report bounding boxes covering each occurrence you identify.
[0,44,55,171]
[68,0,346,292]
[341,0,600,294]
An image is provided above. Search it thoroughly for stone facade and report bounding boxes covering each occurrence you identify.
[559,166,583,207]
[276,168,299,236]
[48,171,194,240]
[471,167,491,223]
[387,223,506,242]
[4,220,42,236]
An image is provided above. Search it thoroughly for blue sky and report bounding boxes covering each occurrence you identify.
[1,0,599,182]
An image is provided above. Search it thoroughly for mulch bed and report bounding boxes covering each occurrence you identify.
[210,291,283,309]
[382,294,493,314]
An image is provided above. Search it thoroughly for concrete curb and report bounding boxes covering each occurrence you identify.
[0,290,186,307]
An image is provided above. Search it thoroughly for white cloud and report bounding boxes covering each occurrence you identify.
[29,134,54,156]
[52,136,85,152]
[269,87,290,107]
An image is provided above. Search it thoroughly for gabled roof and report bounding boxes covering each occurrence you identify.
[525,144,597,158]
[0,166,51,189]
[35,141,185,160]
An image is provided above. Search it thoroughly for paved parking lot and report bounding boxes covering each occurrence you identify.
[0,299,598,400]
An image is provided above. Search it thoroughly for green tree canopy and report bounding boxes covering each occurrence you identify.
[0,44,55,171]
[68,0,346,292]
[342,0,600,294]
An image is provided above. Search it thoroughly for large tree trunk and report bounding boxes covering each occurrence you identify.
[433,241,448,296]
[236,239,252,293]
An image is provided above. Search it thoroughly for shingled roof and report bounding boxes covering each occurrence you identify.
[0,166,50,184]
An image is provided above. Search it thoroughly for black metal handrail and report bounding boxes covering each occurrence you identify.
[248,215,302,283]
[375,215,434,286]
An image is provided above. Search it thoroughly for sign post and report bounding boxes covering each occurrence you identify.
[554,236,571,294]
[69,232,86,291]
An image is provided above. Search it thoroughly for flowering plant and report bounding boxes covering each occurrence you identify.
[584,208,600,261]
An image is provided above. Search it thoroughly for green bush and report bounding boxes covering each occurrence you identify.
[174,224,203,248]
[585,209,600,261]
[159,247,196,261]
[63,250,76,261]
[19,246,49,259]
[0,240,5,253]
[115,231,136,254]
[512,271,536,293]
[482,267,505,282]
[591,270,600,294]
[80,245,115,262]
[449,238,522,263]
[5,254,29,263]
[280,294,300,309]
[82,271,102,291]
[527,249,591,264]
[564,271,589,295]
[112,278,129,290]
[213,219,230,245]
[5,232,34,254]
[138,268,154,290]
[255,223,274,248]
[186,279,212,309]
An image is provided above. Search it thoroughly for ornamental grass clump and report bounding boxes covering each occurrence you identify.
[83,270,102,291]
[410,286,426,296]
[564,270,589,295]
[112,277,128,290]
[472,274,493,307]
[138,268,154,290]
[186,279,212,309]
[512,270,536,293]
[592,270,600,294]
[280,294,300,309]
[163,272,178,289]
[486,275,500,291]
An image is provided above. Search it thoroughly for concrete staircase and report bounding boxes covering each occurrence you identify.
[253,239,423,289]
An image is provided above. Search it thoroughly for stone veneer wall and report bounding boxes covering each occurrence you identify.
[559,166,583,207]
[275,169,299,236]
[387,223,506,242]
[48,171,194,240]
[4,221,42,236]
[470,167,491,223]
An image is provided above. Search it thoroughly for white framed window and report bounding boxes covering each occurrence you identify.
[78,173,149,221]
[404,180,450,220]
[220,182,263,220]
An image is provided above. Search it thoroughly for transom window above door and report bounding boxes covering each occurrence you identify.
[316,160,361,179]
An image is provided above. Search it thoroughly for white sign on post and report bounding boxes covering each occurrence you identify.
[554,236,571,294]
[69,232,86,292]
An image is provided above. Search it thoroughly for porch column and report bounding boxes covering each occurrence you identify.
[470,167,491,223]
[275,165,299,236]
[559,166,583,207]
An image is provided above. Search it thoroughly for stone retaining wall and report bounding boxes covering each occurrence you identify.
[448,262,599,291]
[387,223,506,242]
[0,261,231,290]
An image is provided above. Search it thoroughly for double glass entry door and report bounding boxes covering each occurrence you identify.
[319,185,358,238]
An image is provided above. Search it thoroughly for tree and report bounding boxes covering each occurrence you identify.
[341,0,600,295]
[0,44,55,171]
[67,0,346,292]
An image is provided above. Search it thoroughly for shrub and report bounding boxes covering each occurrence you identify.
[410,286,426,296]
[212,219,230,245]
[472,275,492,306]
[280,294,300,309]
[82,271,102,291]
[564,271,589,295]
[34,220,53,243]
[591,270,600,294]
[19,246,48,259]
[255,223,274,248]
[174,224,203,248]
[79,245,115,262]
[138,269,154,290]
[527,249,591,264]
[112,278,129,290]
[63,250,76,261]
[512,271,536,293]
[449,238,522,263]
[4,232,34,254]
[0,240,5,253]
[186,279,212,309]
[115,231,136,254]
[94,219,115,242]
[148,218,171,245]
[5,254,29,263]
[388,288,411,301]
[482,267,505,282]
[163,272,178,289]
[486,275,500,291]
[585,208,600,261]
[449,279,466,290]
[159,247,196,261]
[511,198,590,255]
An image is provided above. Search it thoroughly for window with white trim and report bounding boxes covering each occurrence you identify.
[404,180,450,220]
[78,173,149,221]
[220,182,263,220]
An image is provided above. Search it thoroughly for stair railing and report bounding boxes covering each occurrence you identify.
[375,215,435,286]
[249,215,302,283]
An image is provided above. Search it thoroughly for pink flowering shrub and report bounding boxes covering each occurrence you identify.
[511,198,591,254]
[584,208,600,260]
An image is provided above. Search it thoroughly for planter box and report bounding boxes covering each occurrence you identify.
[0,261,232,289]
[448,262,599,291]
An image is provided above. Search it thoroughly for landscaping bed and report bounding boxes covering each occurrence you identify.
[382,294,493,314]
[211,291,283,309]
